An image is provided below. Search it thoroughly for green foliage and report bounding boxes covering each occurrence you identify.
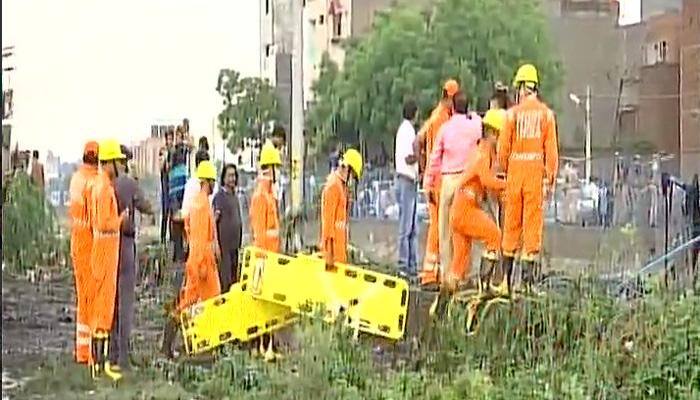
[216,69,281,150]
[307,0,562,151]
[2,173,63,271]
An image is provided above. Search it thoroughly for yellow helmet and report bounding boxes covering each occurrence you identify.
[341,148,363,179]
[513,64,539,87]
[483,109,506,133]
[259,142,282,167]
[196,160,217,180]
[98,139,126,161]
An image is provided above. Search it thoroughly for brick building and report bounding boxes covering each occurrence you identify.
[638,12,682,173]
[680,0,700,179]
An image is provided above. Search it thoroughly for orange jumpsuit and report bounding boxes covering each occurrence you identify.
[179,188,221,310]
[68,164,98,363]
[449,141,506,281]
[250,179,280,252]
[88,171,123,335]
[419,103,451,284]
[498,96,559,257]
[320,172,348,265]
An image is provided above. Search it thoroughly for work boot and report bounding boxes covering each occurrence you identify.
[101,335,123,382]
[90,333,105,379]
[478,252,498,295]
[429,287,450,319]
[521,254,540,295]
[501,255,515,297]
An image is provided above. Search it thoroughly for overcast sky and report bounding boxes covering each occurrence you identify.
[2,0,260,161]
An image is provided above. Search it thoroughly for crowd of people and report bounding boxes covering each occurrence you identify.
[68,113,368,376]
[393,64,559,315]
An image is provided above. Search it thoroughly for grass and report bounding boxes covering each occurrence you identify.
[15,281,700,400]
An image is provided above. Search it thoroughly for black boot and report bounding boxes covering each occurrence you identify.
[521,255,541,295]
[478,257,497,296]
[429,286,451,319]
[90,335,104,379]
[501,256,515,296]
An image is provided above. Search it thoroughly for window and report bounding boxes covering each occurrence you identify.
[319,15,324,25]
[265,44,273,57]
[333,13,342,38]
[660,40,668,62]
[265,0,270,15]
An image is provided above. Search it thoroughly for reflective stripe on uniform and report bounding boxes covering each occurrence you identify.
[93,230,119,239]
[510,152,543,161]
[334,221,346,229]
[266,229,279,238]
[76,337,91,346]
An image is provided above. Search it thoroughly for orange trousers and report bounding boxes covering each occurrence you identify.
[420,186,441,284]
[70,228,92,363]
[179,251,221,312]
[502,170,544,256]
[449,190,501,282]
[88,235,119,335]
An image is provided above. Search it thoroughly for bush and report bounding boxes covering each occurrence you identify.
[153,286,699,399]
[2,173,63,271]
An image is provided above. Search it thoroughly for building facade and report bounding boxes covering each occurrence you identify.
[680,0,700,179]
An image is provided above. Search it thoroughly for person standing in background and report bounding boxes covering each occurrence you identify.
[413,79,459,288]
[68,141,99,364]
[160,130,174,243]
[88,139,127,381]
[213,163,243,291]
[423,91,482,284]
[394,99,419,279]
[29,150,45,195]
[110,145,154,372]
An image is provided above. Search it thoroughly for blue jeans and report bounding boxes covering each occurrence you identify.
[396,175,418,274]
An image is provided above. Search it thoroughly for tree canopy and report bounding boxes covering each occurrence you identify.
[307,0,562,151]
[216,69,281,151]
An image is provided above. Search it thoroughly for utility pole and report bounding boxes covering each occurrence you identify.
[290,0,304,213]
[585,85,592,183]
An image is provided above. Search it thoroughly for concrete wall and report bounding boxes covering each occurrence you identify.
[638,63,681,172]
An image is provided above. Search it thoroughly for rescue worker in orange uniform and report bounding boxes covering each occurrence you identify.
[431,110,507,317]
[249,143,282,361]
[68,140,99,364]
[250,143,282,252]
[89,139,127,381]
[414,79,459,287]
[498,64,559,293]
[320,148,363,267]
[179,160,221,311]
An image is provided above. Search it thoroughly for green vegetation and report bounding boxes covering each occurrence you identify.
[216,68,281,150]
[307,0,562,152]
[16,284,700,399]
[2,172,65,271]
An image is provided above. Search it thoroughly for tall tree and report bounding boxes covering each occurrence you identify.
[216,69,281,151]
[307,0,562,151]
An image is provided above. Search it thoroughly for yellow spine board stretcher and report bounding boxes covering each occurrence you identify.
[179,248,297,355]
[242,246,410,340]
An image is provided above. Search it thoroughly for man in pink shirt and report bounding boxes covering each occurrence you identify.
[423,91,482,282]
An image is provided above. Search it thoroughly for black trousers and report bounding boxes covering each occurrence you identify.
[218,247,240,292]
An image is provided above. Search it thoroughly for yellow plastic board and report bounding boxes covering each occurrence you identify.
[179,282,296,355]
[240,246,410,340]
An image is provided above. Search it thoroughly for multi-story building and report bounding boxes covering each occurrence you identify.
[262,0,427,131]
[638,11,682,173]
[132,125,170,177]
[680,0,700,180]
